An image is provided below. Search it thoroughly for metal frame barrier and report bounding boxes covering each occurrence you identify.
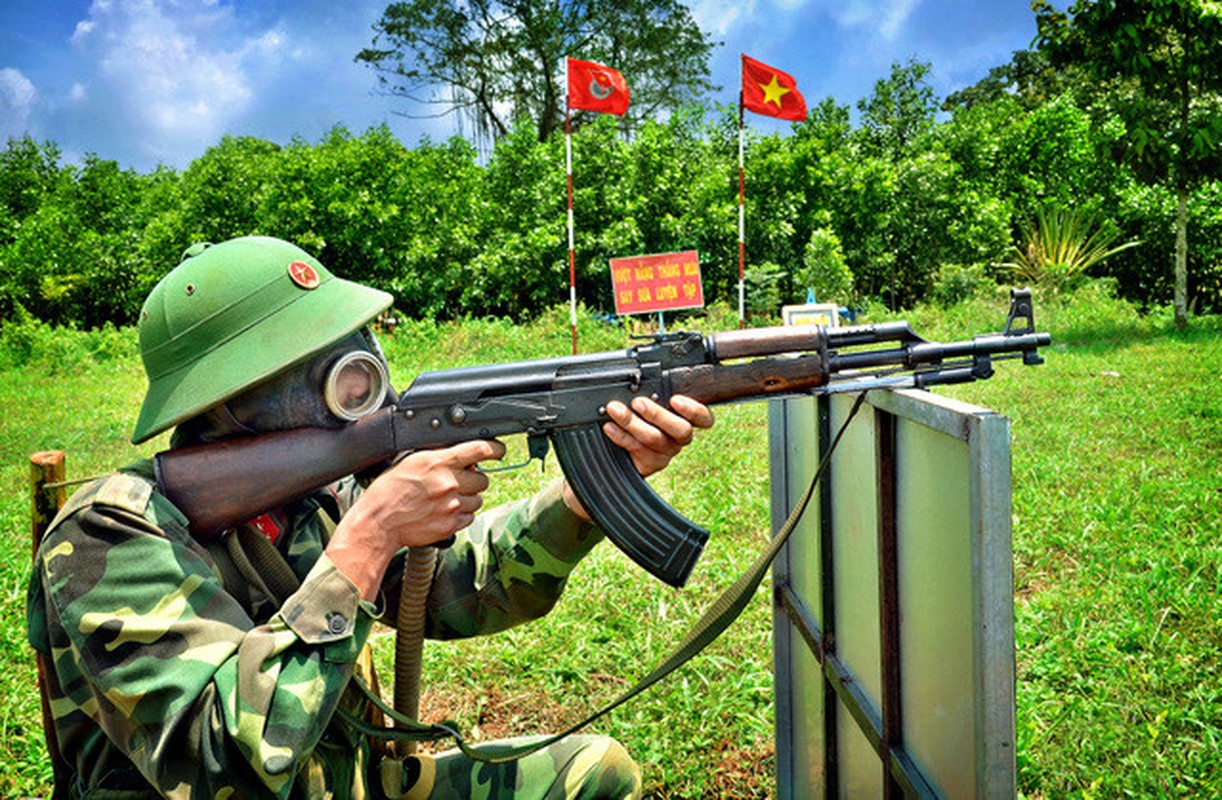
[769,390,1016,798]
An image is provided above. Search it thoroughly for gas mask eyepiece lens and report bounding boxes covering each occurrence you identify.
[325,351,389,421]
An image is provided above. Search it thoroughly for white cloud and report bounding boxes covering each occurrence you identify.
[33,0,449,167]
[0,67,37,108]
[68,0,289,155]
[72,19,97,43]
[246,29,286,57]
[0,68,38,139]
[830,0,920,41]
[692,0,759,36]
[879,0,920,40]
[693,0,825,36]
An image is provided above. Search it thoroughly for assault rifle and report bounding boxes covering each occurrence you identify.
[155,289,1050,587]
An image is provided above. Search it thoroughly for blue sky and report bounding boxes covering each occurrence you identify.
[0,1,1039,172]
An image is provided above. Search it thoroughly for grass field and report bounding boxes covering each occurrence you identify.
[1,286,1219,797]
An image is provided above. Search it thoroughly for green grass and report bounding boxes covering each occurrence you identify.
[2,287,1220,797]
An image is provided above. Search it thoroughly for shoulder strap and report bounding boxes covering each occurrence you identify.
[226,522,303,605]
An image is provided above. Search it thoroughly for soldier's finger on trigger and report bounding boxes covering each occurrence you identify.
[454,468,490,495]
[445,438,506,470]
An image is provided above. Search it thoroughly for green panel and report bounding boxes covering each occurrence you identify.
[838,704,884,797]
[830,396,880,707]
[784,397,823,641]
[827,395,883,799]
[773,396,828,797]
[896,417,974,796]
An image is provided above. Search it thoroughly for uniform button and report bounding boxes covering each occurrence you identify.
[327,613,348,634]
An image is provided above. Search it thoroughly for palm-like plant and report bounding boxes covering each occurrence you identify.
[1005,207,1140,292]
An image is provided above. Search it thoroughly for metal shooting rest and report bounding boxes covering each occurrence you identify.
[769,390,1016,798]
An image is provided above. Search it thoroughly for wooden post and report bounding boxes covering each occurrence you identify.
[29,450,70,798]
[31,451,66,556]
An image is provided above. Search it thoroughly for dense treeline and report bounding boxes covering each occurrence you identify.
[2,62,1221,329]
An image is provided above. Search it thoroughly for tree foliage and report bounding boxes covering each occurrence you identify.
[857,59,938,157]
[355,0,718,143]
[941,49,1069,112]
[8,8,1222,330]
[1034,0,1222,326]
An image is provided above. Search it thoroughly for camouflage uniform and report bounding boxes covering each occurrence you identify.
[27,462,642,799]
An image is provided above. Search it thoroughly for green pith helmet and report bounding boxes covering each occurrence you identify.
[132,236,392,444]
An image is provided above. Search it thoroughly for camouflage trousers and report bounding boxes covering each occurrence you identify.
[379,735,642,800]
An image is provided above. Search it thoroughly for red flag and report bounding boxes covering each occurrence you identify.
[741,54,806,121]
[567,57,630,116]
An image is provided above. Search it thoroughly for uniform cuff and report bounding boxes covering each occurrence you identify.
[279,554,374,657]
[531,478,605,559]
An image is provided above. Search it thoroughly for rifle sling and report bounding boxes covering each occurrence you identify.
[348,392,869,764]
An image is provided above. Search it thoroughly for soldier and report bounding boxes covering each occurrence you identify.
[27,236,714,798]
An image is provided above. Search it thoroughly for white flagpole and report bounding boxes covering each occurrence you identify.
[738,91,746,329]
[565,59,578,354]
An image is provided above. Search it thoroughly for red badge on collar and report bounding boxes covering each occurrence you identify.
[288,261,320,289]
[248,512,283,544]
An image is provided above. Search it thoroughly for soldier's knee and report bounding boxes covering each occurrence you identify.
[556,735,641,800]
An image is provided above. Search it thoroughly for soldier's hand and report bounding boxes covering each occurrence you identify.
[367,439,505,545]
[329,439,505,599]
[601,394,714,477]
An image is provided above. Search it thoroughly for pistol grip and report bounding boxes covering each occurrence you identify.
[552,425,709,588]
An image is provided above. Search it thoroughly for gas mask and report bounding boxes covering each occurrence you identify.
[174,328,395,445]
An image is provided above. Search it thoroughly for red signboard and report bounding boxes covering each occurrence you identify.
[609,250,704,315]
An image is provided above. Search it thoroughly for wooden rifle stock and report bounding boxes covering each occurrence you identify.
[154,409,399,541]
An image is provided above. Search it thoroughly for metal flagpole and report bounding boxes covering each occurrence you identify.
[738,92,747,329]
[566,60,578,354]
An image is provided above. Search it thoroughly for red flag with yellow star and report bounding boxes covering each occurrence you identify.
[741,54,806,121]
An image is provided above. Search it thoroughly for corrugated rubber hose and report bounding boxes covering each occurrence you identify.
[394,545,437,758]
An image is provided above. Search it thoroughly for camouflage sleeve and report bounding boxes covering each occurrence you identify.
[33,475,375,798]
[424,478,605,639]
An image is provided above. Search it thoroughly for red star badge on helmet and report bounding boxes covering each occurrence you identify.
[288,260,320,289]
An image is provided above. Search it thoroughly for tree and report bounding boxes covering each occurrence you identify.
[856,59,938,157]
[355,0,718,144]
[941,49,1068,112]
[2,154,153,327]
[0,136,62,245]
[1034,0,1222,327]
[800,228,853,303]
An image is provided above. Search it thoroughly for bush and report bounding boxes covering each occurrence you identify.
[799,228,854,304]
[743,261,787,320]
[0,304,137,372]
[932,263,992,306]
[1004,206,1140,293]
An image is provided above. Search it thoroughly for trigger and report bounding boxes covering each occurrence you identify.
[477,434,551,474]
[527,433,550,472]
